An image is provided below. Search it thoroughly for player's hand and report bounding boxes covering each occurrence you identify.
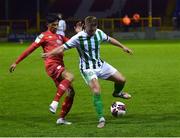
[41,53,50,58]
[122,47,133,55]
[9,63,17,73]
[74,21,84,33]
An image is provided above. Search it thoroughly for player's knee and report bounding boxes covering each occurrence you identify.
[65,73,74,82]
[117,76,126,84]
[122,76,126,83]
[89,79,101,93]
[69,73,74,81]
[92,85,101,93]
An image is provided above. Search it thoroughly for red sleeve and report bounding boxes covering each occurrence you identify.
[15,42,40,64]
[15,33,45,64]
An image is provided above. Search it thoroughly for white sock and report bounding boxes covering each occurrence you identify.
[51,101,58,107]
[99,117,105,122]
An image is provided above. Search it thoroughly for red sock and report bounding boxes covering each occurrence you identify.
[53,79,71,102]
[60,96,74,118]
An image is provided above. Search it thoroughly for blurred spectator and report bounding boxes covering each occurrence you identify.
[57,13,66,36]
[173,12,180,30]
[177,12,180,30]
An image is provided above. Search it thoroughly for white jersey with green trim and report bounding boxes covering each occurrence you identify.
[63,29,110,70]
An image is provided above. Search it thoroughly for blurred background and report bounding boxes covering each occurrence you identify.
[0,0,180,41]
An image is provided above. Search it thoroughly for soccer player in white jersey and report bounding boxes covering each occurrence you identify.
[42,16,133,128]
[56,13,66,36]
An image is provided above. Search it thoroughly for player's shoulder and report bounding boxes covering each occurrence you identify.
[97,28,102,31]
[96,28,107,37]
[96,28,104,33]
[35,32,45,43]
[35,33,44,41]
[39,31,55,39]
[34,31,50,43]
[37,31,47,38]
[42,30,52,35]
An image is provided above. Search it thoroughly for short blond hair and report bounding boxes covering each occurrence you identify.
[85,16,97,26]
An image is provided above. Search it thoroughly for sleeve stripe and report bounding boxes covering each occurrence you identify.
[98,31,102,41]
[64,43,72,49]
[106,36,110,41]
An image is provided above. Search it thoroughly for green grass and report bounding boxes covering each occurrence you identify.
[0,40,180,136]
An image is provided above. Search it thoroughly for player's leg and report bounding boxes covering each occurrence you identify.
[55,70,75,125]
[89,78,105,128]
[60,86,75,118]
[81,69,105,128]
[53,70,74,102]
[50,69,74,114]
[56,85,75,125]
[99,62,131,99]
[49,78,61,113]
[106,71,131,99]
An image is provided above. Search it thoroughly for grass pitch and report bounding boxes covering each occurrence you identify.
[0,40,180,136]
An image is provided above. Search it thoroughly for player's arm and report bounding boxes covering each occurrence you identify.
[42,34,79,58]
[109,37,133,55]
[9,34,44,73]
[9,43,40,72]
[42,45,64,58]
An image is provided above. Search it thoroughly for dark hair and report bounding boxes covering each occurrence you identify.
[46,13,59,24]
[85,16,97,26]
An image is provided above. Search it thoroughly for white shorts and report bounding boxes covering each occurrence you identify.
[80,62,117,84]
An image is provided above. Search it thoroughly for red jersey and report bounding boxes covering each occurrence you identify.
[15,30,69,67]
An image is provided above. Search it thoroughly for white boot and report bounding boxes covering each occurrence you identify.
[97,117,105,128]
[49,101,58,114]
[56,118,72,125]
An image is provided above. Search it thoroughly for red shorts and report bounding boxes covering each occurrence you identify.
[46,63,65,80]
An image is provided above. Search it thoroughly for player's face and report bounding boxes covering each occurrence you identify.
[85,25,97,36]
[48,21,58,33]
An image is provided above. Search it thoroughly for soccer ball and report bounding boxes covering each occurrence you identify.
[110,101,126,117]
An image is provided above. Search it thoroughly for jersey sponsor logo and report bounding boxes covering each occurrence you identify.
[48,36,52,38]
[57,65,62,69]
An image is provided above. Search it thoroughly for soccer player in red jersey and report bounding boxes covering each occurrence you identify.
[9,14,80,125]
